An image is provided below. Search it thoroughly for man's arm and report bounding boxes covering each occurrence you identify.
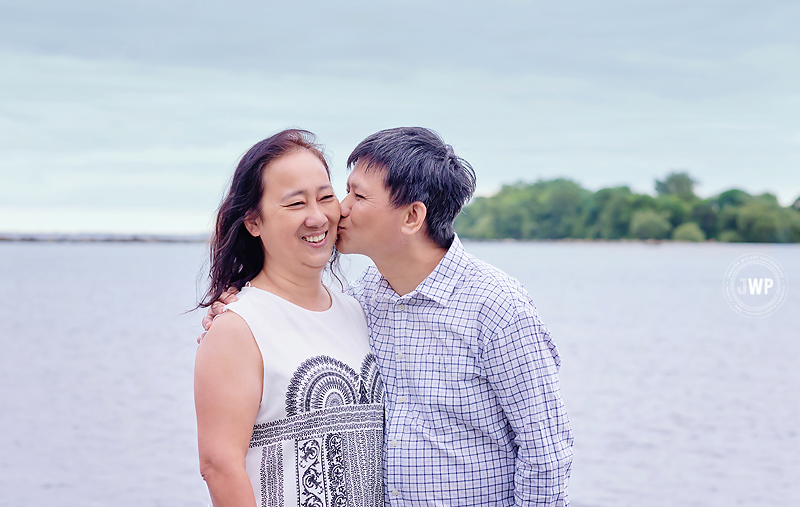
[201,290,240,331]
[481,306,573,507]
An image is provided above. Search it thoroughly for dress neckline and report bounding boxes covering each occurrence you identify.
[241,283,336,314]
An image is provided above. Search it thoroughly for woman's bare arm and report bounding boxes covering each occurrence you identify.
[194,311,263,507]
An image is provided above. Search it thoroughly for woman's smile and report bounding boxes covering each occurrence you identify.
[301,230,328,245]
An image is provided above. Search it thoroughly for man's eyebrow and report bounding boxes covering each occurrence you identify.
[281,185,333,200]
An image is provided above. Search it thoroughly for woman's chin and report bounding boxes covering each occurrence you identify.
[305,248,335,269]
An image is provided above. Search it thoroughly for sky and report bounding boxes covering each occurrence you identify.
[1,0,798,234]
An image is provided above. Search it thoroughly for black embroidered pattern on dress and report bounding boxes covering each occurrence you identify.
[254,354,385,507]
[286,354,384,416]
[342,429,384,507]
[297,438,325,507]
[325,433,346,507]
[261,444,284,507]
[250,404,383,448]
[359,354,384,405]
[286,356,361,417]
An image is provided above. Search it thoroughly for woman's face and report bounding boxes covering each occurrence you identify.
[245,149,340,275]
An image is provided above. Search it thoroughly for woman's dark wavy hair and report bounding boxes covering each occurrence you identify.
[198,129,339,309]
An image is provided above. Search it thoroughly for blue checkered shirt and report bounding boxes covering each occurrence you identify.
[347,236,573,506]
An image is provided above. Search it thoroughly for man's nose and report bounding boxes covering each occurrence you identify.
[340,193,352,217]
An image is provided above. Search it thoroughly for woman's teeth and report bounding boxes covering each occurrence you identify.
[302,232,326,244]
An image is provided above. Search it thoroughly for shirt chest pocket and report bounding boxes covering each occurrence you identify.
[413,355,480,385]
[406,355,483,414]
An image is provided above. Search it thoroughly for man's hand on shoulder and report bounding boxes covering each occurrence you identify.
[197,288,240,344]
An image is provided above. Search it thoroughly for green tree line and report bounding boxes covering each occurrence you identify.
[455,172,800,243]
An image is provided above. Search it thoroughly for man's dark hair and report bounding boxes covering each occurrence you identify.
[347,127,477,249]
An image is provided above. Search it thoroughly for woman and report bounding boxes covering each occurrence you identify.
[194,129,383,507]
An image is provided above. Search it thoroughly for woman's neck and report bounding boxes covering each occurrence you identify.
[248,263,330,311]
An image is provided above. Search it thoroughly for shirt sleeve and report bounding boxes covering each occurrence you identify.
[344,267,372,302]
[480,306,574,507]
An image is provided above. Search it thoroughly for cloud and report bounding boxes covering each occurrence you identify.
[1,1,799,232]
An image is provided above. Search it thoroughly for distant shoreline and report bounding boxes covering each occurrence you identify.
[0,233,209,243]
[2,233,796,245]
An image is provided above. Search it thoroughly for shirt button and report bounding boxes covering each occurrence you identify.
[397,395,408,403]
[391,489,400,497]
[397,352,405,359]
[390,440,399,448]
[397,303,406,311]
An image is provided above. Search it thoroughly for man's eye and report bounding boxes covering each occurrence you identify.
[355,193,365,200]
[288,201,304,207]
[320,194,335,201]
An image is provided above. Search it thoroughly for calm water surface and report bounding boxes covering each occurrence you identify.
[0,241,798,506]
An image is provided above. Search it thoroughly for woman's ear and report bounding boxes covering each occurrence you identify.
[243,212,262,237]
[400,201,427,236]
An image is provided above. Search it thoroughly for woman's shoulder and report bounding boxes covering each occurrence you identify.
[204,308,251,338]
[199,310,259,364]
[224,286,282,319]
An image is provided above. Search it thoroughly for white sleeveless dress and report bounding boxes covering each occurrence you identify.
[225,285,384,507]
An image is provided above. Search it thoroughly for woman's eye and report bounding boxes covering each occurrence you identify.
[288,201,304,207]
[355,193,365,200]
[320,194,335,201]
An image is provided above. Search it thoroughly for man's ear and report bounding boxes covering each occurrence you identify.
[243,212,262,237]
[400,201,427,236]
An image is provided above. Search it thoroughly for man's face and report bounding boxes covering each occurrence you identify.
[337,160,407,259]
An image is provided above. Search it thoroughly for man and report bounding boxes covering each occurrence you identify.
[206,127,573,506]
[338,127,572,506]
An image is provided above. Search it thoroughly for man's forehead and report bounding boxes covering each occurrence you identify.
[348,160,386,186]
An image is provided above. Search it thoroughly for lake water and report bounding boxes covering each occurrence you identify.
[0,241,798,506]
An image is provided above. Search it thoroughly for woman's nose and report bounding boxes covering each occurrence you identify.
[305,202,328,227]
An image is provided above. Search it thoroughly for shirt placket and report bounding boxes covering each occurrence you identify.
[387,295,410,504]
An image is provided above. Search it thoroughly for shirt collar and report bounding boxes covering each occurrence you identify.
[374,234,468,307]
